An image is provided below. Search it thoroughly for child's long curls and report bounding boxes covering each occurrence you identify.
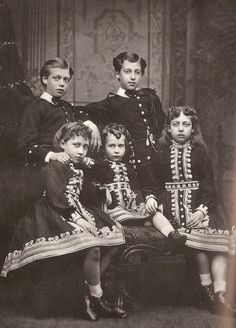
[159,106,207,149]
[101,123,136,167]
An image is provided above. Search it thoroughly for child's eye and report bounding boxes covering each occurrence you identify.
[53,76,60,81]
[64,77,71,83]
[119,144,125,148]
[135,70,141,75]
[107,143,115,148]
[172,122,179,127]
[124,70,131,74]
[183,123,191,127]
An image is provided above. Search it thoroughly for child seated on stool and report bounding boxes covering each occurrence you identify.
[1,122,127,321]
[81,123,186,248]
[143,106,235,315]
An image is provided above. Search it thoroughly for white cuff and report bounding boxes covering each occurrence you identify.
[45,151,54,162]
[145,194,157,201]
[195,204,208,217]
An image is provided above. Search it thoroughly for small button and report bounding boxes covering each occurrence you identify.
[138,103,142,107]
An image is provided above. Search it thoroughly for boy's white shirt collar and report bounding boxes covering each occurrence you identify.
[116,88,129,98]
[116,87,140,98]
[40,91,54,104]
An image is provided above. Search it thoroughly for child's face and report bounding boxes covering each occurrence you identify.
[42,68,71,98]
[168,112,193,144]
[116,60,143,90]
[60,135,89,163]
[105,134,126,162]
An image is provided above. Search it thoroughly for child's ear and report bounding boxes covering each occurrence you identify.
[59,139,65,149]
[42,76,48,85]
[115,71,120,81]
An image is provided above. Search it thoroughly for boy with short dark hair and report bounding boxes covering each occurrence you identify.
[19,57,100,167]
[84,52,166,186]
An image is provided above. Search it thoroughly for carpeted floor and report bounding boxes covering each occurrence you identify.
[0,299,235,328]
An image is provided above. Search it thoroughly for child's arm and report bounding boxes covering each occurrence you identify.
[43,162,80,220]
[72,104,102,152]
[19,102,70,166]
[83,98,113,128]
[79,158,114,208]
[188,148,217,228]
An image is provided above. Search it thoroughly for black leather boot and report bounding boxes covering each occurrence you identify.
[112,305,128,319]
[200,284,215,310]
[90,295,114,317]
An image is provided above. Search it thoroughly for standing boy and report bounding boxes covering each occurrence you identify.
[19,57,100,167]
[84,52,166,186]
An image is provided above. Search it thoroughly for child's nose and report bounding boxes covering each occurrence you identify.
[78,146,84,153]
[130,72,135,80]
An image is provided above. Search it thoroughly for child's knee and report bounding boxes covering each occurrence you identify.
[88,247,101,260]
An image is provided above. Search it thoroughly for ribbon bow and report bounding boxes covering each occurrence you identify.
[125,89,145,98]
[52,96,61,105]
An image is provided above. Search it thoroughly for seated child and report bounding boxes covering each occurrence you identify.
[1,121,127,321]
[143,106,235,314]
[82,123,186,247]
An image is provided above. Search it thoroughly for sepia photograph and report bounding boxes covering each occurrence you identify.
[0,0,236,327]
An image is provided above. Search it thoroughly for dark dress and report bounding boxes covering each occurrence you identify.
[1,161,125,277]
[84,88,166,185]
[15,96,88,214]
[143,140,231,253]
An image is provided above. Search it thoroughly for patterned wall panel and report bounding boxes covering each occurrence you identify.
[194,0,236,147]
[169,0,187,106]
[58,0,75,102]
[74,0,150,104]
[149,0,164,98]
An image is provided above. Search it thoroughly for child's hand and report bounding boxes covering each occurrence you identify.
[145,197,158,214]
[187,210,204,228]
[83,121,101,152]
[50,152,70,164]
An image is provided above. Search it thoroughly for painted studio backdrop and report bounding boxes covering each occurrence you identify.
[3,0,236,220]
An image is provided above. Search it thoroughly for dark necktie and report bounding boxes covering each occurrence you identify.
[52,96,61,105]
[125,89,145,98]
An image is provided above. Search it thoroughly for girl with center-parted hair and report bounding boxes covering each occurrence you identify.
[1,121,127,321]
[143,106,235,315]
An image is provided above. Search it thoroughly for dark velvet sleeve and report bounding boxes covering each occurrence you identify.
[43,162,77,220]
[142,153,164,199]
[83,98,113,128]
[144,88,166,140]
[79,159,113,208]
[72,105,90,122]
[18,102,50,166]
[153,93,166,139]
[194,149,217,214]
